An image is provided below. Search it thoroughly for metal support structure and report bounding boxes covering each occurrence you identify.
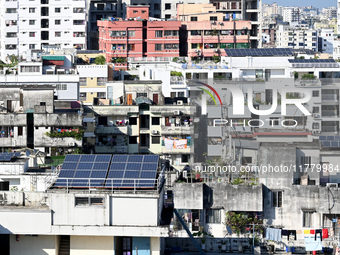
[173,209,205,255]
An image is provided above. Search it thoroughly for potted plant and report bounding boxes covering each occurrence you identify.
[193,230,214,251]
[201,237,206,250]
[221,240,227,251]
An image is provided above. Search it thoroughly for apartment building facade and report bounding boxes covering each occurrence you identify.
[0,0,86,61]
[98,6,181,69]
[276,25,318,51]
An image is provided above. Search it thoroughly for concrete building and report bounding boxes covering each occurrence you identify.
[276,25,318,51]
[338,0,340,34]
[98,6,181,70]
[282,7,302,24]
[318,29,334,54]
[0,85,83,154]
[0,0,86,61]
[0,154,168,255]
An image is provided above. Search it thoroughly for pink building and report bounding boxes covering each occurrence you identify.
[184,20,252,61]
[98,7,181,69]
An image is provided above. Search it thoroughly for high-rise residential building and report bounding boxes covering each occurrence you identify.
[338,0,340,34]
[282,7,301,24]
[0,0,86,61]
[318,29,334,54]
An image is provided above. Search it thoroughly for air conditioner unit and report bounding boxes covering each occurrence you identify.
[69,142,75,146]
[152,130,159,135]
[174,110,180,115]
[219,22,223,25]
[177,100,183,105]
[214,49,219,52]
[326,183,338,188]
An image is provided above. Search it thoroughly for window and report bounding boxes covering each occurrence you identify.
[55,32,61,37]
[128,31,135,37]
[129,136,138,144]
[20,66,40,73]
[111,44,126,50]
[129,117,137,125]
[241,157,252,165]
[182,154,189,163]
[152,117,160,125]
[178,92,184,97]
[155,44,163,51]
[301,156,311,169]
[191,17,198,21]
[56,84,67,90]
[154,3,160,10]
[40,102,46,106]
[75,197,89,206]
[18,127,23,136]
[312,107,319,113]
[206,209,221,223]
[29,32,35,37]
[128,44,135,51]
[79,92,86,101]
[303,211,314,227]
[164,30,179,36]
[165,14,171,19]
[73,20,84,25]
[5,44,17,50]
[165,3,171,10]
[164,44,179,49]
[55,20,61,25]
[210,16,218,21]
[55,8,61,13]
[269,117,279,126]
[312,123,319,129]
[137,93,147,97]
[312,90,319,97]
[155,30,163,37]
[90,197,104,206]
[272,191,282,207]
[29,8,35,13]
[152,136,160,144]
[110,30,127,37]
[97,92,106,98]
[29,44,35,49]
[29,20,35,25]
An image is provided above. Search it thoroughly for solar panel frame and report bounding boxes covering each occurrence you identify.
[64,155,81,162]
[74,171,91,178]
[80,155,96,162]
[95,154,112,162]
[77,162,93,170]
[92,162,110,170]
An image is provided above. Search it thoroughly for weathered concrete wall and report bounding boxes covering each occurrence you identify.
[34,113,82,126]
[173,183,204,209]
[23,90,54,113]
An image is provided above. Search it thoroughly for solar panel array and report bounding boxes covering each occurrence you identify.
[288,59,336,63]
[54,154,159,189]
[320,136,340,147]
[0,152,21,162]
[225,48,294,57]
[55,154,111,187]
[107,155,159,188]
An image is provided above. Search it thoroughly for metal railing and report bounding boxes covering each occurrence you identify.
[322,110,338,117]
[322,95,338,101]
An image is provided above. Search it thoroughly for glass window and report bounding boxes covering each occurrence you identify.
[29,8,35,13]
[165,3,171,10]
[312,91,319,97]
[128,31,135,37]
[190,17,197,21]
[55,20,61,25]
[29,32,35,37]
[206,209,221,223]
[129,136,138,144]
[152,117,160,125]
[55,8,61,13]
[155,30,163,37]
[29,20,35,25]
[110,30,127,37]
[90,197,104,206]
[129,117,137,125]
[272,191,282,207]
[152,136,160,144]
[56,84,67,90]
[313,107,319,113]
[164,44,179,49]
[155,44,163,51]
[75,197,89,206]
[303,211,313,227]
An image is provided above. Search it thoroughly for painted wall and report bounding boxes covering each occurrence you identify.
[70,235,114,255]
[10,235,55,255]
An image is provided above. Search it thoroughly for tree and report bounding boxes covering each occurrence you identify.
[94,55,106,65]
[225,212,263,236]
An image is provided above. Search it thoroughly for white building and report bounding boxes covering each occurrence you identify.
[322,7,337,19]
[0,0,86,61]
[338,0,340,33]
[276,25,318,51]
[282,7,301,24]
[318,29,334,54]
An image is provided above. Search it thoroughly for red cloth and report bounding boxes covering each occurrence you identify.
[310,229,315,234]
[322,229,329,239]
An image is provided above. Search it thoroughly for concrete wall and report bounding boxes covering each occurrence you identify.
[70,236,114,255]
[10,235,56,255]
[173,183,204,209]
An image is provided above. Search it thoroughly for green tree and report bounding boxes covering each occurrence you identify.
[94,55,106,65]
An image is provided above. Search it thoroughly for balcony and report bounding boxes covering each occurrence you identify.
[0,137,26,147]
[34,136,80,147]
[161,125,194,135]
[95,126,128,135]
[322,94,339,102]
[0,114,26,126]
[34,113,82,127]
[322,110,338,117]
[94,145,128,153]
[321,126,338,133]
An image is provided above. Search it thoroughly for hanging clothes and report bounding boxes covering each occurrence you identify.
[297,230,303,235]
[305,236,322,251]
[164,139,173,150]
[282,230,288,236]
[287,230,297,240]
[310,229,315,234]
[315,229,322,241]
[304,230,310,234]
[266,228,282,242]
[322,229,329,239]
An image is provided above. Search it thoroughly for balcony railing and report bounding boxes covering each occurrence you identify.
[322,111,338,117]
[322,95,339,101]
[321,126,338,132]
[95,126,128,135]
[161,125,193,134]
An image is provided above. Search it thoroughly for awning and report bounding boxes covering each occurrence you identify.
[42,56,65,61]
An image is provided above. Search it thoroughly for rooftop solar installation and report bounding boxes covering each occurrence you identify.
[0,152,18,162]
[225,48,295,57]
[54,154,159,189]
[288,59,336,63]
[320,136,340,148]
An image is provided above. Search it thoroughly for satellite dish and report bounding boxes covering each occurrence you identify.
[226,225,232,234]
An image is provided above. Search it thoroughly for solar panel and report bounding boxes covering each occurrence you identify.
[140,171,157,178]
[80,155,96,162]
[92,162,110,170]
[110,162,126,170]
[4,155,13,161]
[319,136,327,141]
[327,136,335,141]
[59,170,75,178]
[108,171,124,178]
[322,141,331,147]
[0,155,5,161]
[77,162,93,170]
[90,171,107,178]
[95,155,111,162]
[126,163,142,171]
[71,179,88,187]
[62,162,78,170]
[331,142,339,147]
[128,155,144,162]
[142,163,158,171]
[14,152,21,157]
[64,155,81,162]
[112,155,128,162]
[144,155,159,163]
[74,171,91,178]
[124,171,140,179]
